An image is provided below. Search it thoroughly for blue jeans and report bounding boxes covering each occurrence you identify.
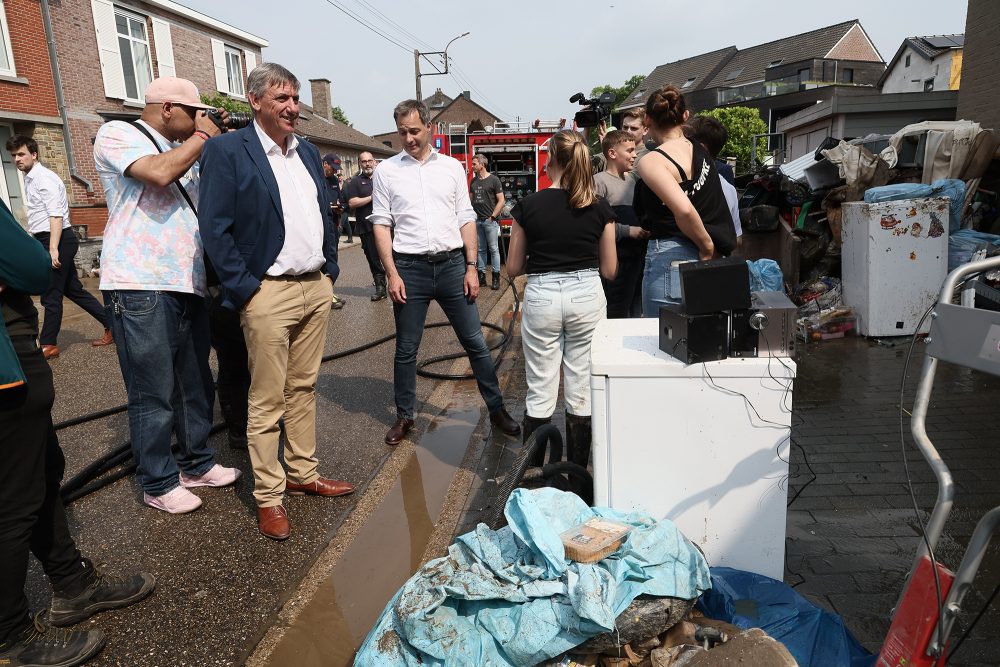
[476,218,501,273]
[392,251,503,419]
[642,237,701,317]
[106,290,216,496]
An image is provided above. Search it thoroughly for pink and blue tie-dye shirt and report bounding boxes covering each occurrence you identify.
[94,120,206,295]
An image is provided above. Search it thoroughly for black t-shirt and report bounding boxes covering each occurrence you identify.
[343,174,374,233]
[470,173,503,219]
[634,141,736,256]
[512,189,615,275]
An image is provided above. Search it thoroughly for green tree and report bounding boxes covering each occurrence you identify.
[590,73,645,108]
[697,107,768,175]
[331,106,351,127]
[199,93,251,114]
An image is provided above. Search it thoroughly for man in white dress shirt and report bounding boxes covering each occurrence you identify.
[199,63,353,541]
[371,99,519,446]
[7,135,112,359]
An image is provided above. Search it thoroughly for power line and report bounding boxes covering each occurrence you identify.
[321,0,412,53]
[447,61,511,119]
[351,0,433,51]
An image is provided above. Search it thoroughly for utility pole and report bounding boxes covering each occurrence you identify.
[414,49,422,102]
[413,32,469,103]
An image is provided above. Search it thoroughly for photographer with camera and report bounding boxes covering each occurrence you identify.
[93,77,242,515]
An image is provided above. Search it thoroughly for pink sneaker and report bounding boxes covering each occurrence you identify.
[143,487,203,514]
[179,464,242,488]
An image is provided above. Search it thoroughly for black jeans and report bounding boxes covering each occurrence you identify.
[359,232,385,282]
[603,244,647,319]
[0,337,89,641]
[208,291,250,439]
[34,230,109,345]
[340,212,353,241]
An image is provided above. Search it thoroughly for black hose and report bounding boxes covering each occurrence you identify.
[59,279,521,505]
[486,424,564,530]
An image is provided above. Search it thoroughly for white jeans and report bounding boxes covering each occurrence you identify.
[521,269,606,418]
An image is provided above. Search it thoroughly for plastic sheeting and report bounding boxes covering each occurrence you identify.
[355,488,711,667]
[948,229,1000,272]
[863,180,966,232]
[697,567,876,667]
[747,259,784,292]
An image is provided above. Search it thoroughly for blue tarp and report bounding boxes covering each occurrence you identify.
[355,488,711,667]
[697,567,876,667]
[948,228,1000,272]
[864,179,966,233]
[747,259,784,292]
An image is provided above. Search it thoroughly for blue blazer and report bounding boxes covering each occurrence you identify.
[198,124,339,311]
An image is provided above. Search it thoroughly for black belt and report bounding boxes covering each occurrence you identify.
[393,248,462,263]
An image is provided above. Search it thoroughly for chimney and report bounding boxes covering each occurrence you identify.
[309,78,331,121]
[462,90,471,101]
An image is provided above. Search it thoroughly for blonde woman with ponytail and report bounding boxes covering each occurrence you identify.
[506,130,617,468]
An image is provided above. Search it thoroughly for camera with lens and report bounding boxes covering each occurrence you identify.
[206,109,253,132]
[569,91,616,128]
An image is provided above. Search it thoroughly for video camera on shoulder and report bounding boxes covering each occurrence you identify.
[207,109,253,132]
[569,91,616,129]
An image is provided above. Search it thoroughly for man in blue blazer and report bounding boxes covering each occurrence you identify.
[199,62,353,541]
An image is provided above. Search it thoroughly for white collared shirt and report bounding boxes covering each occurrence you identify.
[23,162,70,234]
[253,121,325,276]
[369,149,475,254]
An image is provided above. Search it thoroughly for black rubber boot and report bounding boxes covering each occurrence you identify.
[565,412,592,469]
[0,614,105,667]
[371,274,387,302]
[491,271,501,290]
[49,561,156,627]
[478,270,486,287]
[523,415,552,467]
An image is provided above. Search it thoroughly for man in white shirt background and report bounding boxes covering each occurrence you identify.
[371,99,520,447]
[7,135,112,359]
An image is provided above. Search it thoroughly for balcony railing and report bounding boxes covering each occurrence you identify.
[717,74,859,105]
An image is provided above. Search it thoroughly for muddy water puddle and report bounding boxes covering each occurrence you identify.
[264,403,480,666]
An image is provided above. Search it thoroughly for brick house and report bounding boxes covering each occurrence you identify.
[49,0,266,236]
[372,89,501,153]
[0,0,68,226]
[299,78,395,176]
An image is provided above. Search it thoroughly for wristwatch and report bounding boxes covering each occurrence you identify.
[466,261,476,267]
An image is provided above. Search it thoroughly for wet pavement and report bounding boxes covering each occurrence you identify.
[25,239,516,666]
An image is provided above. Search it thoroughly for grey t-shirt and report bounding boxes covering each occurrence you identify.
[593,171,634,206]
[470,173,503,219]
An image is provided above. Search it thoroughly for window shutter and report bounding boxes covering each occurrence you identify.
[211,38,228,94]
[151,18,175,78]
[91,0,126,99]
[244,50,257,79]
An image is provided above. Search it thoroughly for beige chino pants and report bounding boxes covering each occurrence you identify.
[240,272,333,507]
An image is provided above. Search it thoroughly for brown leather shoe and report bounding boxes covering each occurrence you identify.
[489,408,521,436]
[41,344,60,360]
[257,505,291,540]
[385,417,414,445]
[286,477,354,497]
[92,328,114,347]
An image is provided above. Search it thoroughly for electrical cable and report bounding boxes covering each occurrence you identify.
[320,0,413,53]
[946,577,1000,661]
[59,278,521,505]
[349,0,433,51]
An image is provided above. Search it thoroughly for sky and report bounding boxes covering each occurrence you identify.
[179,0,969,136]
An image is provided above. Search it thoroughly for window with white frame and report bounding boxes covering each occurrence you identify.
[225,46,243,97]
[0,0,17,76]
[115,9,152,100]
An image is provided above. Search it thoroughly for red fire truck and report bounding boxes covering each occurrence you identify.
[433,119,566,255]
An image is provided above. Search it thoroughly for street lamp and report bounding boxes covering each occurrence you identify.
[414,31,470,101]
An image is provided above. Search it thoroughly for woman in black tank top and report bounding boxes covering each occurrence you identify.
[634,85,734,315]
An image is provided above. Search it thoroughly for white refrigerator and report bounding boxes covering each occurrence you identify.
[842,197,950,336]
[590,319,796,580]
